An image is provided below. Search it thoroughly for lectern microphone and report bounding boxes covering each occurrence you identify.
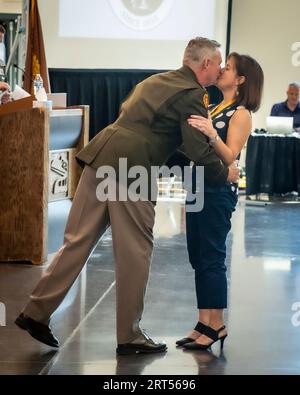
[13,63,35,83]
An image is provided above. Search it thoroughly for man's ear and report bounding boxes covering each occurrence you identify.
[202,59,210,70]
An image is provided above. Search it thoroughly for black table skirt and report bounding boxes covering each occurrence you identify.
[246,134,300,195]
[49,68,222,140]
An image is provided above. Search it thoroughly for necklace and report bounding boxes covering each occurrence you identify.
[210,99,236,119]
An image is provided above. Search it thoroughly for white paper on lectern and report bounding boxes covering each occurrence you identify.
[11,84,31,101]
[35,87,48,102]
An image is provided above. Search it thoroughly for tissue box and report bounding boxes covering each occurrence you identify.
[47,93,67,108]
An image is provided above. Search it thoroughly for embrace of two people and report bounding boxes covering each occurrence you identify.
[15,37,264,355]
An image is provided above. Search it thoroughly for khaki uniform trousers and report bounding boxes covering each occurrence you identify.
[23,165,155,344]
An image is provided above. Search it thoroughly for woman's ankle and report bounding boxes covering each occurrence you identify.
[187,329,201,340]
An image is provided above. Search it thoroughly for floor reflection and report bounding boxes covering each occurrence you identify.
[183,349,227,375]
[244,204,300,258]
[115,352,168,375]
[154,201,186,238]
[1,200,300,374]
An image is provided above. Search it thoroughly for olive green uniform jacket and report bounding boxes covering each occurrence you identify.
[76,66,228,192]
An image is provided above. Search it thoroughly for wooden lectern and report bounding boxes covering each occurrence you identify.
[0,100,89,264]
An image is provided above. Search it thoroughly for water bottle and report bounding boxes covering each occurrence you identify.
[33,73,43,96]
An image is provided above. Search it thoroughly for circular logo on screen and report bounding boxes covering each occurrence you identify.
[110,0,174,31]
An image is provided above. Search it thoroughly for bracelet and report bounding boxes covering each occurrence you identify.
[209,134,220,146]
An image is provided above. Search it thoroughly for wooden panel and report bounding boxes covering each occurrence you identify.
[0,105,89,265]
[0,96,34,116]
[0,108,49,265]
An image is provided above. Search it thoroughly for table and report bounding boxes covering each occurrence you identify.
[246,133,300,195]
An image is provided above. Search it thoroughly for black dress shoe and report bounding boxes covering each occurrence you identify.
[15,313,59,348]
[183,325,227,351]
[116,331,167,355]
[176,321,208,347]
[176,336,195,347]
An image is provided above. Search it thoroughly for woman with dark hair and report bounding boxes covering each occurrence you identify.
[177,53,264,350]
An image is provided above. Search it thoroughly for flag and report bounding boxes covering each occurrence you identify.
[23,0,50,94]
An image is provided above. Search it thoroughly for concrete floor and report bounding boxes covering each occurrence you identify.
[1,199,300,375]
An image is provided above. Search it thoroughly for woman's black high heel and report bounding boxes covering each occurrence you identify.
[176,322,208,347]
[183,325,227,350]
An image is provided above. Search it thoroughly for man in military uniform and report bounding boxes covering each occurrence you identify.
[16,37,239,355]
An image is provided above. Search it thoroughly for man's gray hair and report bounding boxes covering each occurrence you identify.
[288,82,300,90]
[183,37,221,65]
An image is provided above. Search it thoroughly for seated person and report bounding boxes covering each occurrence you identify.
[0,81,10,104]
[270,82,300,131]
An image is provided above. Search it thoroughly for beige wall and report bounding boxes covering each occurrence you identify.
[230,0,300,130]
[0,0,22,14]
[39,0,300,128]
[38,0,186,69]
[38,0,182,69]
[3,1,299,128]
[38,0,228,70]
